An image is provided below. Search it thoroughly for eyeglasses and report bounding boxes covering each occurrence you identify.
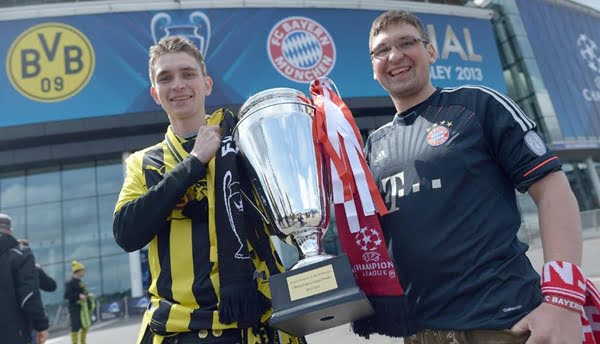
[370,37,429,60]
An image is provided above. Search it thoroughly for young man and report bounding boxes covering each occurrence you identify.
[113,35,304,344]
[64,260,90,344]
[0,213,49,344]
[364,10,584,343]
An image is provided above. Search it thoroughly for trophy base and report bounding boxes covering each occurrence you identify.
[268,254,374,337]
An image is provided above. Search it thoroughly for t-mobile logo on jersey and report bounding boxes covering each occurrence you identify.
[381,171,442,212]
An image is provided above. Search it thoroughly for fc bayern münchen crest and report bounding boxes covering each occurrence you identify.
[267,16,336,83]
[151,11,211,58]
[426,125,450,146]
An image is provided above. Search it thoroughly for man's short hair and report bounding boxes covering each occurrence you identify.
[148,35,207,85]
[0,213,11,232]
[369,10,430,51]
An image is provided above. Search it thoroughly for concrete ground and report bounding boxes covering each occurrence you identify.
[46,319,403,344]
[46,238,600,344]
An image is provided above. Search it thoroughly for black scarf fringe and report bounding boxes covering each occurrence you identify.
[351,296,417,339]
[218,283,271,325]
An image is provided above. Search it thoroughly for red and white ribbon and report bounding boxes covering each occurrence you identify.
[310,77,402,298]
[310,78,387,233]
[584,279,600,343]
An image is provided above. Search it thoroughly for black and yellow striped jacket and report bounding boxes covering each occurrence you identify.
[113,110,289,343]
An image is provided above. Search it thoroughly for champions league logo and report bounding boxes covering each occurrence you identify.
[151,11,211,58]
[355,227,383,263]
[352,227,396,278]
[576,33,600,102]
[578,34,600,73]
[267,16,336,83]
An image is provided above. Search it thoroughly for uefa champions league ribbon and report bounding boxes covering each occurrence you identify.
[310,77,415,338]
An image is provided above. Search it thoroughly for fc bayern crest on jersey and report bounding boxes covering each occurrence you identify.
[267,16,336,83]
[426,125,450,146]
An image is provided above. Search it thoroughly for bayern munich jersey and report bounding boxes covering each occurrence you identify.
[365,86,562,331]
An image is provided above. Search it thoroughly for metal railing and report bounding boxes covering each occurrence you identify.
[518,208,600,247]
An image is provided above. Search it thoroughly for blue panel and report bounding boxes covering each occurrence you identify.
[516,0,600,139]
[0,8,505,127]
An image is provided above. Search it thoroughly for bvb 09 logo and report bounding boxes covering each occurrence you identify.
[6,23,95,102]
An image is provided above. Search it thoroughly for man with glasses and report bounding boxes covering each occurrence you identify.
[364,9,585,344]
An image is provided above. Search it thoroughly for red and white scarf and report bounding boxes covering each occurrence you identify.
[542,261,600,343]
[310,78,415,338]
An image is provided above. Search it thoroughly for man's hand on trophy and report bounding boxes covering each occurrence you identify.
[191,125,221,164]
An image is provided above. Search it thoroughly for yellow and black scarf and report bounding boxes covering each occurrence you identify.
[212,109,275,325]
[163,109,278,326]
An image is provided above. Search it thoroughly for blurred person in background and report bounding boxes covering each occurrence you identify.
[18,238,57,344]
[0,213,49,344]
[19,239,57,293]
[64,260,92,344]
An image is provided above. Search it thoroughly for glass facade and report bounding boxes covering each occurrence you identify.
[0,158,130,308]
[564,162,600,211]
[490,0,600,239]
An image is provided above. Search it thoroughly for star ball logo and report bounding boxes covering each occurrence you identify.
[355,226,382,252]
[267,16,336,84]
[6,23,95,102]
[576,33,600,102]
[577,34,600,73]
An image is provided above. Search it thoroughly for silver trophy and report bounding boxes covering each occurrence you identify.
[234,88,330,269]
[233,88,373,337]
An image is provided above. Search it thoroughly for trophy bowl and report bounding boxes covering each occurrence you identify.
[233,88,374,337]
[234,87,331,269]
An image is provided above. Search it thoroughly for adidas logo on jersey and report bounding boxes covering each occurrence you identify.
[373,150,388,164]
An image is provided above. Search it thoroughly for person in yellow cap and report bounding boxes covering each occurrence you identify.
[64,260,89,344]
